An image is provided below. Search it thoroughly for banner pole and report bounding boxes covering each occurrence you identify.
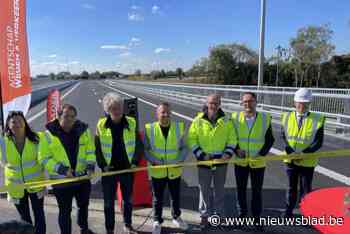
[0,73,5,135]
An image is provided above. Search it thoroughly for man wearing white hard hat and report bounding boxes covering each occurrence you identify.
[281,88,325,217]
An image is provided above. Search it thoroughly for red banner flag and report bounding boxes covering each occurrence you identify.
[0,0,32,122]
[46,89,61,123]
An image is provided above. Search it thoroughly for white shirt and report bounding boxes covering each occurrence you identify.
[296,112,309,128]
[245,113,257,130]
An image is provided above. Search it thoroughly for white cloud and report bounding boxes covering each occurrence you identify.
[131,5,140,10]
[100,45,129,50]
[47,54,57,58]
[152,5,160,14]
[81,3,96,10]
[154,48,171,54]
[119,52,132,57]
[128,13,144,21]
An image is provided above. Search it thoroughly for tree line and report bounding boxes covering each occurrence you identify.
[37,24,350,88]
[35,71,122,80]
[186,24,350,88]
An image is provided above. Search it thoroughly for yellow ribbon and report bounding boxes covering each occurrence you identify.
[1,149,349,193]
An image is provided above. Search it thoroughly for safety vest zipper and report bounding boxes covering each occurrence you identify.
[294,112,303,152]
[246,113,258,159]
[165,140,168,177]
[18,148,26,184]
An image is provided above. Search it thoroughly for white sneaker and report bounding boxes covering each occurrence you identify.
[172,217,189,230]
[152,221,161,234]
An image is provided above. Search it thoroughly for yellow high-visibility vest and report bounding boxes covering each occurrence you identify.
[0,135,45,200]
[96,116,136,166]
[145,121,185,179]
[187,112,237,160]
[231,112,271,168]
[38,129,96,179]
[282,111,325,167]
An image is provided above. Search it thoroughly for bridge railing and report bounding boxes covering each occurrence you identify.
[108,80,350,136]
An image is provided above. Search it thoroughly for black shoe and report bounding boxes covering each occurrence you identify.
[106,230,114,234]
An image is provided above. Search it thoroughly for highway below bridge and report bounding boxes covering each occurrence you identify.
[1,79,349,234]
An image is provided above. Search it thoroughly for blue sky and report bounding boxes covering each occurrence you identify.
[27,0,350,76]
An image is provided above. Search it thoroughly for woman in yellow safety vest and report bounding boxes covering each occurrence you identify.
[0,111,46,234]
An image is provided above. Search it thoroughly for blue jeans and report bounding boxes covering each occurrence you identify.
[14,190,46,234]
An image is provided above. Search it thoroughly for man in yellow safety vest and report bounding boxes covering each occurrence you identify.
[232,92,274,230]
[39,104,96,234]
[95,92,143,234]
[188,94,237,230]
[282,88,325,217]
[144,102,188,234]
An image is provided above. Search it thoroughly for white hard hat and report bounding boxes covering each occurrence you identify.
[294,88,312,103]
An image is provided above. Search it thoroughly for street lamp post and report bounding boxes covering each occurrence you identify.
[257,0,266,89]
[275,45,282,86]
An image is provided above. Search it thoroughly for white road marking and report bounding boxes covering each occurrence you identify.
[100,81,350,186]
[270,148,350,185]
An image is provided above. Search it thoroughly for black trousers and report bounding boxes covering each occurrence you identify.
[285,163,315,215]
[102,173,134,231]
[14,190,46,234]
[234,165,265,218]
[53,181,91,234]
[151,177,181,224]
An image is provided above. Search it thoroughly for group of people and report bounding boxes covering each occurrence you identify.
[0,88,324,234]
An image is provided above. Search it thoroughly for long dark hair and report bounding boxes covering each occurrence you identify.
[4,111,40,144]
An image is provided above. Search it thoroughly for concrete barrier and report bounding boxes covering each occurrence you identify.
[30,80,78,107]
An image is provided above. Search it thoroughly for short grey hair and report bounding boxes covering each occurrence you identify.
[102,92,123,113]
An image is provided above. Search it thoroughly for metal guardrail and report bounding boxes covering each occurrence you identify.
[107,80,350,135]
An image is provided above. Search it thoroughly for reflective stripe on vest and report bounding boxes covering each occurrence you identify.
[0,137,7,164]
[146,121,184,179]
[234,111,268,157]
[283,112,321,148]
[44,129,93,177]
[97,117,136,165]
[7,160,37,171]
[232,111,270,168]
[196,112,231,157]
[149,122,181,155]
[4,136,45,199]
[282,112,324,169]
